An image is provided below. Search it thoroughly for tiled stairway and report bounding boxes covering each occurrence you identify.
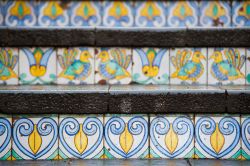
[0,0,250,161]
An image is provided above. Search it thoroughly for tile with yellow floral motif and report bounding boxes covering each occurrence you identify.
[57,47,94,85]
[0,114,12,161]
[0,48,18,85]
[104,114,149,159]
[12,115,58,160]
[19,47,56,85]
[4,1,37,27]
[241,115,250,160]
[167,1,199,27]
[103,1,134,27]
[38,1,70,26]
[170,48,207,85]
[150,114,194,159]
[135,1,167,27]
[199,1,231,27]
[195,114,241,159]
[59,115,104,159]
[95,48,132,85]
[233,1,250,27]
[208,48,246,85]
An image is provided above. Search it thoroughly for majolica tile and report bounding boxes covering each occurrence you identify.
[104,114,149,159]
[150,114,194,159]
[0,48,18,85]
[132,48,169,84]
[57,47,94,85]
[167,1,199,27]
[59,115,104,159]
[0,2,3,26]
[12,115,58,160]
[4,1,37,27]
[232,1,250,27]
[199,1,231,27]
[103,1,134,27]
[19,47,56,85]
[0,114,12,160]
[195,115,241,159]
[246,49,250,84]
[241,115,250,160]
[170,48,207,85]
[135,1,166,27]
[38,1,70,26]
[70,1,101,26]
[208,48,246,85]
[95,48,132,84]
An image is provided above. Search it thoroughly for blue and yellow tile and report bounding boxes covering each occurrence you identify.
[95,48,132,84]
[150,114,194,159]
[104,114,149,159]
[0,48,19,85]
[232,1,250,27]
[12,115,58,160]
[195,115,241,159]
[0,2,3,26]
[0,114,12,160]
[167,1,199,27]
[57,47,94,85]
[19,47,56,85]
[132,48,169,84]
[135,1,166,27]
[199,1,231,27]
[241,115,250,160]
[59,115,104,159]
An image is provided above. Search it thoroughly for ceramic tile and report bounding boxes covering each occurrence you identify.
[135,1,166,27]
[195,115,241,159]
[70,1,101,26]
[208,48,246,85]
[132,48,169,84]
[95,48,132,85]
[199,1,231,27]
[0,114,12,160]
[103,1,134,27]
[19,47,56,85]
[246,48,250,85]
[104,114,149,159]
[167,1,199,27]
[241,115,250,160]
[12,115,58,160]
[150,114,194,159]
[59,115,104,159]
[57,47,94,85]
[38,1,70,26]
[0,2,3,26]
[232,1,250,27]
[170,48,207,85]
[0,48,19,85]
[4,1,37,27]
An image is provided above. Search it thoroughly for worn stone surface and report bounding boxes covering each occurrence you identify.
[226,91,250,114]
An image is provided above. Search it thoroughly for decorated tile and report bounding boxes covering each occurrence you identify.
[167,1,199,27]
[70,1,101,26]
[95,48,132,84]
[135,1,166,27]
[208,48,246,85]
[57,47,94,85]
[103,1,134,27]
[104,114,149,159]
[170,48,207,85]
[59,115,104,159]
[199,1,231,27]
[0,48,18,85]
[195,115,241,159]
[12,115,58,160]
[38,1,70,26]
[0,2,3,26]
[150,114,194,159]
[4,1,37,27]
[0,114,12,160]
[19,47,56,85]
[241,115,250,160]
[246,48,250,84]
[232,1,250,27]
[132,48,169,84]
